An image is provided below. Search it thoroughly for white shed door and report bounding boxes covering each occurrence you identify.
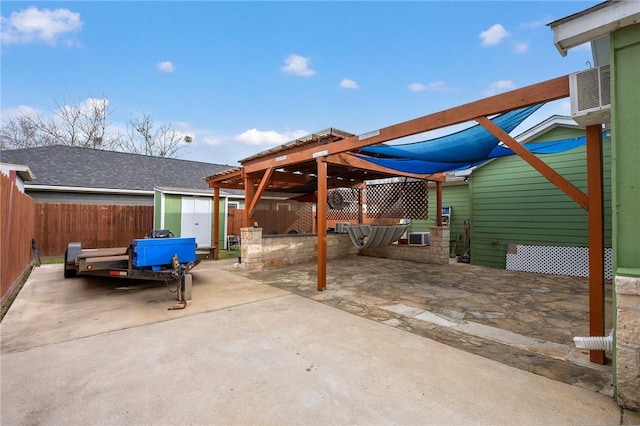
[181,197,212,248]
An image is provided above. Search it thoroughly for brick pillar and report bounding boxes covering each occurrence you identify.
[240,227,263,271]
[616,275,640,410]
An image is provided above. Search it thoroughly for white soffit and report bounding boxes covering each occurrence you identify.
[550,1,640,56]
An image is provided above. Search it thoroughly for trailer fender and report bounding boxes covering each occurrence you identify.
[64,242,82,279]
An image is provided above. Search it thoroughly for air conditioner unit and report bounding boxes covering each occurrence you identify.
[569,64,611,126]
[408,232,430,246]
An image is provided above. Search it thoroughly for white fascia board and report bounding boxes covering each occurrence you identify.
[551,1,640,56]
[514,115,581,144]
[25,184,153,196]
[0,163,36,181]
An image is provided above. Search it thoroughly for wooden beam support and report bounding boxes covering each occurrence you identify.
[246,168,274,220]
[326,153,446,182]
[586,124,605,364]
[213,187,220,260]
[475,115,589,210]
[317,157,328,291]
[243,75,570,174]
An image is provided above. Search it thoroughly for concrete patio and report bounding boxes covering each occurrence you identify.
[0,258,635,425]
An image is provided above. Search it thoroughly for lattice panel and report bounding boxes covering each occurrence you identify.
[365,180,428,220]
[327,187,361,221]
[506,245,613,279]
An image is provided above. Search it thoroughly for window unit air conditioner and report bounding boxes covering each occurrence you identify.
[408,232,430,246]
[569,64,611,127]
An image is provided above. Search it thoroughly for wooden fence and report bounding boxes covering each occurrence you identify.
[35,204,154,257]
[228,207,314,236]
[1,173,36,302]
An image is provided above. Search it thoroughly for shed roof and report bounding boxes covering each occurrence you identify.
[0,145,232,192]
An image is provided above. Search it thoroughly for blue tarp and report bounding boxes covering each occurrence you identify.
[360,104,543,163]
[352,136,587,175]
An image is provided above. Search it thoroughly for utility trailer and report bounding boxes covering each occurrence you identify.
[63,233,214,304]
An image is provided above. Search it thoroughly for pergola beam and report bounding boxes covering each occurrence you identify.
[326,153,446,182]
[243,75,570,174]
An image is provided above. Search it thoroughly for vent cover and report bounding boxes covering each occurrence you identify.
[569,64,611,126]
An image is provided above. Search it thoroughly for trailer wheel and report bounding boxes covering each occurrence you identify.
[63,249,77,279]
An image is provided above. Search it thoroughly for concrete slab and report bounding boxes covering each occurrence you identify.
[1,260,288,353]
[0,260,623,424]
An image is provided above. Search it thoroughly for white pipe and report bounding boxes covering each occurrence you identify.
[573,330,613,351]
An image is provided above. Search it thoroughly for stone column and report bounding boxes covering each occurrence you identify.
[429,226,450,265]
[616,275,640,410]
[240,227,262,271]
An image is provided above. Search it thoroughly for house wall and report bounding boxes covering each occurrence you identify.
[164,194,182,236]
[218,197,227,250]
[409,183,470,255]
[154,190,162,230]
[27,191,154,206]
[612,22,640,411]
[469,127,612,269]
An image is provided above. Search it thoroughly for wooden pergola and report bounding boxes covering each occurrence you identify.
[206,74,607,364]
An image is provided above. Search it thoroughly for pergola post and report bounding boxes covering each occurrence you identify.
[213,187,220,260]
[243,173,256,228]
[586,124,605,364]
[436,181,443,226]
[317,157,327,291]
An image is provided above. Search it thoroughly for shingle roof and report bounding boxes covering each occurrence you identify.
[0,145,233,191]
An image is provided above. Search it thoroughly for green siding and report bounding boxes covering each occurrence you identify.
[410,183,470,254]
[154,190,162,229]
[164,195,182,237]
[470,127,612,269]
[612,23,640,277]
[217,198,227,250]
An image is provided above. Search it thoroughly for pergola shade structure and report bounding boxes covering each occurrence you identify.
[206,74,607,364]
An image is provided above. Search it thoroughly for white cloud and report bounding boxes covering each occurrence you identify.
[1,6,83,45]
[408,81,449,93]
[202,136,223,146]
[1,105,41,120]
[235,128,308,147]
[282,54,315,77]
[157,61,175,73]
[485,80,516,95]
[480,23,509,46]
[514,42,528,54]
[339,78,359,89]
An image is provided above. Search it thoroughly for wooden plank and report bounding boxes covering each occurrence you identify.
[586,124,605,364]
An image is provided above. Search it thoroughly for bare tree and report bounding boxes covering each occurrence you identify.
[119,113,192,158]
[0,96,120,150]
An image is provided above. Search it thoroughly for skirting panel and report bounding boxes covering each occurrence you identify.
[506,245,612,279]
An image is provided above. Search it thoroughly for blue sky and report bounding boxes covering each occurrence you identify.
[1,1,599,166]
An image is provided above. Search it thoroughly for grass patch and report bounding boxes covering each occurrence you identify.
[217,249,241,260]
[40,257,64,264]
